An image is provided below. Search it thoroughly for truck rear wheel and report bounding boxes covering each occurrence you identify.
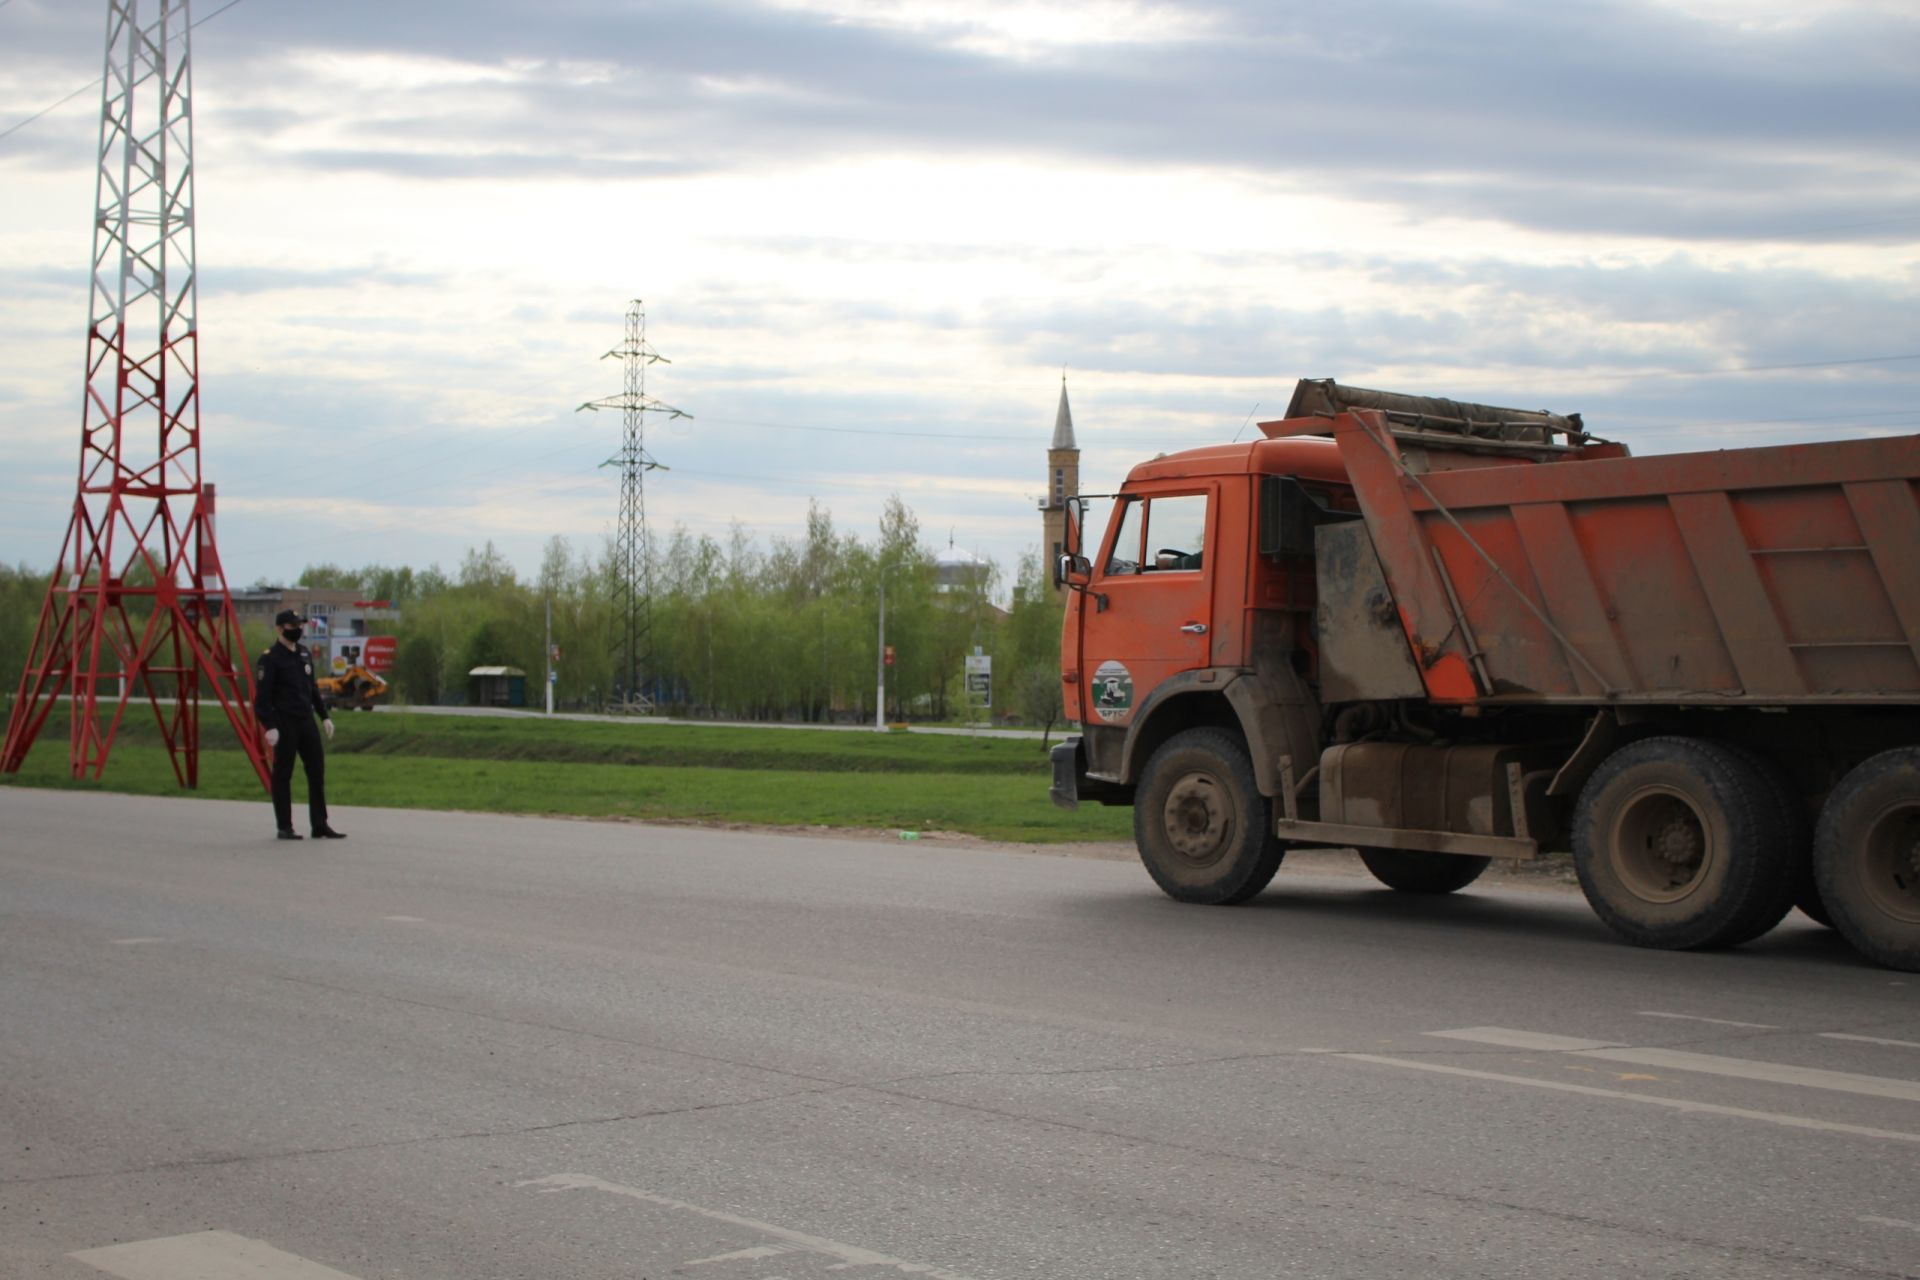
[1572,736,1791,950]
[1134,727,1283,905]
[1813,748,1920,972]
[1357,849,1491,894]
[1714,740,1820,938]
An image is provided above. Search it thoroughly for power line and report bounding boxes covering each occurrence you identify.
[0,0,249,145]
[0,80,98,145]
[1703,352,1920,375]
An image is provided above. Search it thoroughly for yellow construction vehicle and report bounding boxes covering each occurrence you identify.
[317,665,390,712]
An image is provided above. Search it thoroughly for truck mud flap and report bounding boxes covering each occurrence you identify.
[1049,739,1082,810]
[1051,737,1132,809]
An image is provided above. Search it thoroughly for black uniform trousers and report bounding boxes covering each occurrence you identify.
[271,717,329,833]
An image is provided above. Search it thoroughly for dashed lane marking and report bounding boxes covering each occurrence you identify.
[520,1173,979,1279]
[383,915,426,923]
[1335,1054,1920,1144]
[108,938,168,946]
[1428,1027,1920,1103]
[1637,1011,1781,1029]
[1822,1032,1920,1051]
[72,1230,362,1279]
[1426,1028,1620,1052]
[1861,1215,1920,1234]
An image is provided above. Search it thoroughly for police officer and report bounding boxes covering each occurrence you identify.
[255,609,346,841]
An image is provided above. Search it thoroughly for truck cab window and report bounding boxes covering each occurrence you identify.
[1144,494,1207,572]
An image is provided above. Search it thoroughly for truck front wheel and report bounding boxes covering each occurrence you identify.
[1134,727,1283,905]
[1814,748,1920,973]
[1572,736,1792,950]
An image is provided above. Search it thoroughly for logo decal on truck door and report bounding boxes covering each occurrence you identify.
[1092,660,1134,723]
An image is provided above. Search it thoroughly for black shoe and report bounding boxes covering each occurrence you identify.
[276,828,304,841]
[312,826,347,839]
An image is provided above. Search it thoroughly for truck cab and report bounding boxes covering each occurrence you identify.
[1054,436,1354,820]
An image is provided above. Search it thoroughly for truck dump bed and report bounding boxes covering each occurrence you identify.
[1269,385,1920,706]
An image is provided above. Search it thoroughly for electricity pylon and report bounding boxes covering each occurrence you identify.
[578,300,690,713]
[2,0,268,790]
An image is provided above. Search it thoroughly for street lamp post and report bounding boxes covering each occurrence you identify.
[875,573,887,731]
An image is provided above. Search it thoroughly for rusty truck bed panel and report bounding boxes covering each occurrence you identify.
[1317,413,1920,705]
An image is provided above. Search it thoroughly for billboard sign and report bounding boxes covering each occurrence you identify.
[362,636,398,673]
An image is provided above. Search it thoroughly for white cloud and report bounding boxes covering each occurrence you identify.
[759,0,1218,60]
[0,0,1913,598]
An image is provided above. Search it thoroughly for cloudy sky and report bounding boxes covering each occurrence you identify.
[1,0,1916,598]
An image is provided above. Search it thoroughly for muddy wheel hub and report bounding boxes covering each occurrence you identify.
[1613,789,1711,901]
[1862,805,1920,925]
[1164,772,1231,863]
[1652,811,1704,867]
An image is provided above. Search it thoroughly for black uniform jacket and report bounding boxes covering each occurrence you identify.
[255,642,330,732]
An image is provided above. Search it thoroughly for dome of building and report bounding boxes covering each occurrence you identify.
[934,543,989,594]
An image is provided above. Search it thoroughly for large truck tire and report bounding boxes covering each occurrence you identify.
[1133,727,1284,905]
[1357,849,1491,894]
[1572,736,1792,950]
[1813,748,1920,972]
[1714,740,1824,936]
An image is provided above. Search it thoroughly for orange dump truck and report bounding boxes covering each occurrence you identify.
[1051,379,1920,970]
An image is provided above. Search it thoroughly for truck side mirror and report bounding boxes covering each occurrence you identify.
[1059,552,1092,587]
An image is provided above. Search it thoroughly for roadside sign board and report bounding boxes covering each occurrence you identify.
[362,636,398,673]
[965,654,991,706]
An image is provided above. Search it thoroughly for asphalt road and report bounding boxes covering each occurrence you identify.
[3,789,1916,1280]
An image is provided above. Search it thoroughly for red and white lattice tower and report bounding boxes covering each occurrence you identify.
[1,0,269,790]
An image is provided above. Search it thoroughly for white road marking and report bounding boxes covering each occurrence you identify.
[1429,1027,1920,1103]
[686,1245,798,1265]
[383,915,426,923]
[109,937,168,946]
[71,1230,362,1279]
[1429,1027,1620,1052]
[1638,1011,1781,1030]
[520,1174,978,1279]
[1337,1055,1920,1144]
[1861,1215,1920,1234]
[1823,1032,1920,1051]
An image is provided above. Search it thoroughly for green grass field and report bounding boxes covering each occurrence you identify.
[0,707,1133,844]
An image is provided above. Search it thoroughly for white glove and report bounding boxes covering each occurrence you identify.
[265,728,280,748]
[322,718,335,741]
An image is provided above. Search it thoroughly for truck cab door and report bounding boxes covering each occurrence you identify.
[1079,486,1216,729]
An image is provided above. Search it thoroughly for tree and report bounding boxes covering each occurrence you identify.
[0,563,51,708]
[390,629,443,706]
[458,542,517,592]
[1012,662,1065,750]
[147,496,1031,723]
[999,551,1065,716]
